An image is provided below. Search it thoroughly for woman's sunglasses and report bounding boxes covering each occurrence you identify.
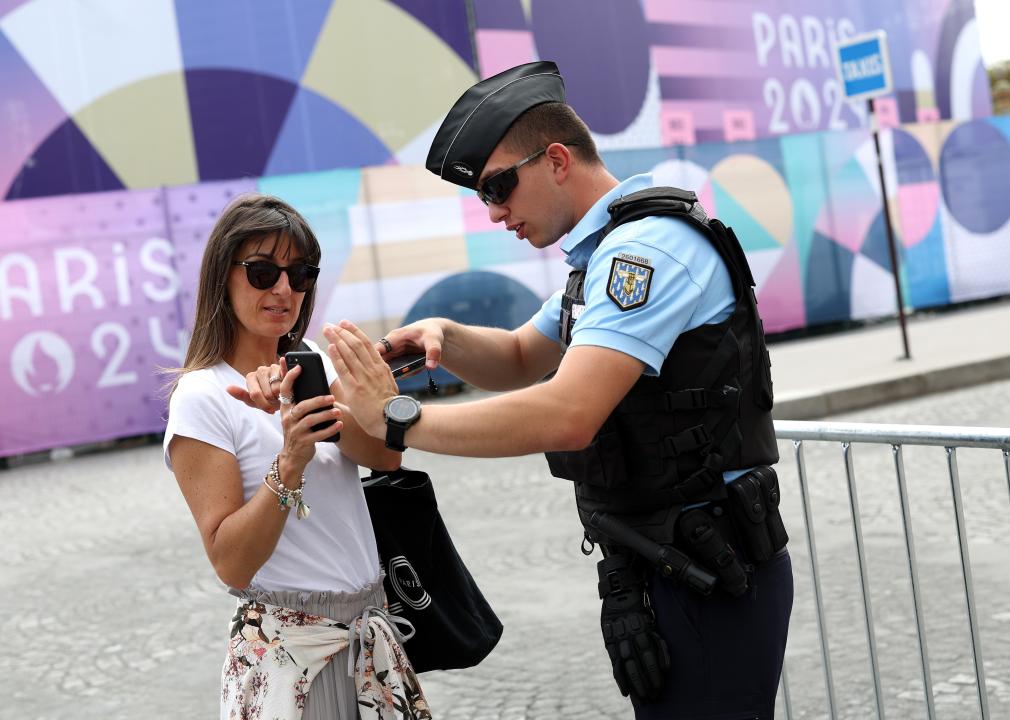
[476,142,580,206]
[233,260,320,292]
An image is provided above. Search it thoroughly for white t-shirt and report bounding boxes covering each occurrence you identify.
[163,339,381,594]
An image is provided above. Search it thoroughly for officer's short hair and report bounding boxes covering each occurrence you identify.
[499,102,601,166]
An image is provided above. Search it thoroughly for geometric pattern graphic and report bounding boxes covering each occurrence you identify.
[0,0,1000,455]
[0,0,989,200]
[474,0,988,146]
[6,117,125,199]
[299,0,477,155]
[186,70,299,181]
[530,0,652,134]
[614,118,1010,334]
[4,118,1010,455]
[0,0,478,199]
[939,120,1010,233]
[5,118,1010,457]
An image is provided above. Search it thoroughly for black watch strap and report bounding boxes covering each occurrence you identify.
[385,422,408,452]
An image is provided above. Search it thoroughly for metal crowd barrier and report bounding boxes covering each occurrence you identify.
[772,421,1010,720]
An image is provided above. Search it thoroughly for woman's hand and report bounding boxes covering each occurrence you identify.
[229,361,344,473]
[375,318,446,371]
[275,364,344,471]
[323,320,399,439]
[227,358,288,414]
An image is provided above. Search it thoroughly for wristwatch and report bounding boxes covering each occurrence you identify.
[383,395,422,451]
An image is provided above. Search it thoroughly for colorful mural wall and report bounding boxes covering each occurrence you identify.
[0,0,1000,455]
[473,0,988,144]
[0,0,988,199]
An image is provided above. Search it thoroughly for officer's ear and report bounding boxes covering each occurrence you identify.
[545,142,573,183]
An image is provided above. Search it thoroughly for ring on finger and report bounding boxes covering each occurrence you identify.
[278,393,294,405]
[379,337,393,353]
[268,374,282,385]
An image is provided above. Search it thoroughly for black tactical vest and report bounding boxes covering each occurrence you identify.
[544,187,779,545]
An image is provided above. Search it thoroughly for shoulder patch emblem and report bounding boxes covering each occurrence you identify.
[607,257,653,311]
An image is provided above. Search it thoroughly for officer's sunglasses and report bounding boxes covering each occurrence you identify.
[232,260,320,292]
[476,142,580,206]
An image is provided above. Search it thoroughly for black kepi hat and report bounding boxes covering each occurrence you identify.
[426,61,565,190]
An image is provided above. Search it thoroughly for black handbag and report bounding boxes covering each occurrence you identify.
[362,467,503,673]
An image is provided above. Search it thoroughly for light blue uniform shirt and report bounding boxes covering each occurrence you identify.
[531,173,746,482]
[532,173,734,372]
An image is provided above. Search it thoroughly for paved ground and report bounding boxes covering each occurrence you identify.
[768,298,1010,420]
[3,374,1010,719]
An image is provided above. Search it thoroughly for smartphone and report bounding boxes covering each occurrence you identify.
[387,352,427,380]
[284,351,340,442]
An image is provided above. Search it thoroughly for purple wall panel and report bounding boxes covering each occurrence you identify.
[0,190,185,454]
[163,179,259,327]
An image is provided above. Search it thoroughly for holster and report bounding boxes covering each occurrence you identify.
[677,508,749,597]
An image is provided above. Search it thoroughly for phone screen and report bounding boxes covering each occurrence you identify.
[284,351,340,442]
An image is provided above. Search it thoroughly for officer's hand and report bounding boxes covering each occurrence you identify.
[601,597,670,702]
[597,555,671,701]
[323,321,398,439]
[373,319,445,372]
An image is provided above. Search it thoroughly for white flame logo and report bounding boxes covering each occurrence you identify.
[11,331,74,396]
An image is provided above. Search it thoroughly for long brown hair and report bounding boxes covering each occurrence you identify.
[167,194,321,393]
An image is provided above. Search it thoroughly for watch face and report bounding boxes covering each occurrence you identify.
[386,396,420,423]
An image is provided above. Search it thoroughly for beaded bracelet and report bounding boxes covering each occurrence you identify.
[263,454,310,519]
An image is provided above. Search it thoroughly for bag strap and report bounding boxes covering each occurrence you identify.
[362,466,430,490]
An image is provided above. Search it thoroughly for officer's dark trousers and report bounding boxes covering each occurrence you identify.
[634,548,793,719]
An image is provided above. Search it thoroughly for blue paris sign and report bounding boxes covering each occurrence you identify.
[835,31,894,101]
[835,30,910,360]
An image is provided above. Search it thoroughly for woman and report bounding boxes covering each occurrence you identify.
[164,194,429,719]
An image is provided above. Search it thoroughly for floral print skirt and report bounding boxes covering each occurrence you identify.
[226,579,387,720]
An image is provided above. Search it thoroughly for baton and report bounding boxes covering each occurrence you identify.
[589,511,716,596]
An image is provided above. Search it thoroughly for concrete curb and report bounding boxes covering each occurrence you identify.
[772,355,1010,420]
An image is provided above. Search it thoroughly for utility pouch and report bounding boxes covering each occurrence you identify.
[727,467,788,563]
[678,508,748,597]
[727,473,774,563]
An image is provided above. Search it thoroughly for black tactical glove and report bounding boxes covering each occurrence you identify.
[598,553,671,702]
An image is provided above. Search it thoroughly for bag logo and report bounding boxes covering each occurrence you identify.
[607,257,652,311]
[388,556,431,610]
[451,161,473,177]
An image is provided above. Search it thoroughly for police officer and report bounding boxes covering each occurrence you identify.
[326,61,794,718]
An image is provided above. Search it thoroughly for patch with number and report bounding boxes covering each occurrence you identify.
[607,257,653,311]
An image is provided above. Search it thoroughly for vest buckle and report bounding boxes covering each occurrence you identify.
[662,386,738,412]
[689,388,709,408]
[663,389,707,411]
[663,425,712,457]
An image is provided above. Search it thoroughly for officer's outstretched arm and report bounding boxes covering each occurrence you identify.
[380,318,563,392]
[442,320,563,391]
[411,343,644,455]
[328,321,643,457]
